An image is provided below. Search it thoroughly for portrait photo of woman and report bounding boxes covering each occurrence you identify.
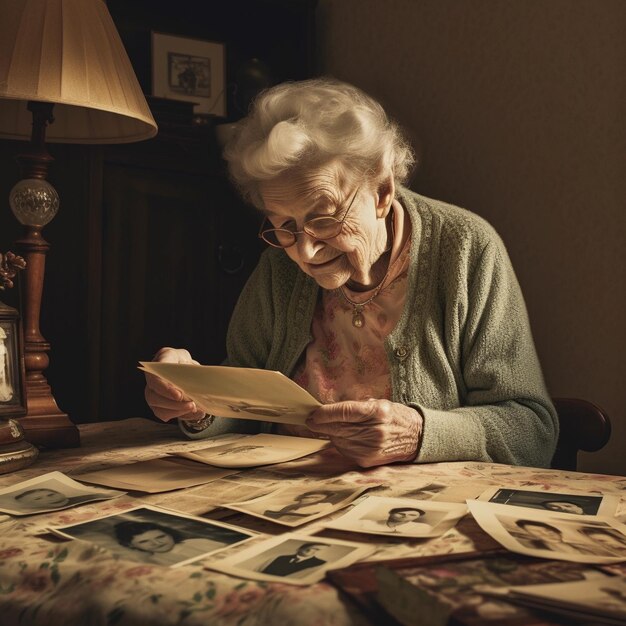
[0,471,122,516]
[49,505,254,567]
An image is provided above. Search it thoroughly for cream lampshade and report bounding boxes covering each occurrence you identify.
[0,0,158,449]
[0,0,157,143]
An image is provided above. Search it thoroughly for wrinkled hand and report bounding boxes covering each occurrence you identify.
[305,399,423,468]
[144,347,205,422]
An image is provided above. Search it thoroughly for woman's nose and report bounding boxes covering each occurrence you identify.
[295,230,323,260]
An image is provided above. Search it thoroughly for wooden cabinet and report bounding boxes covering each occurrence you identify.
[0,0,316,425]
[95,121,264,421]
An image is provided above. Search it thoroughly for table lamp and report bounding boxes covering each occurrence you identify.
[0,0,158,448]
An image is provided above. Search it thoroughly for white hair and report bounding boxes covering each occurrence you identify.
[224,78,415,208]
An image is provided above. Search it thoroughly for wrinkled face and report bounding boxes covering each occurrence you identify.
[523,524,562,543]
[298,493,329,505]
[17,489,69,508]
[297,544,324,558]
[588,531,626,551]
[129,529,176,553]
[389,509,423,523]
[544,501,584,515]
[259,165,393,290]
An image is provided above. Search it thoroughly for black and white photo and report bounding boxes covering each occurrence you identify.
[206,533,373,585]
[323,496,467,538]
[0,471,122,516]
[479,486,617,516]
[468,500,626,564]
[49,505,254,567]
[225,483,370,527]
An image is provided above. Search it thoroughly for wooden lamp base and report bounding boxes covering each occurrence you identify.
[8,102,81,449]
[0,419,38,475]
[14,227,80,449]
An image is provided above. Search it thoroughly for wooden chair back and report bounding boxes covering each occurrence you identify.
[551,397,611,471]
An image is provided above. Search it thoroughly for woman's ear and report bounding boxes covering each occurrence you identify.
[375,175,395,218]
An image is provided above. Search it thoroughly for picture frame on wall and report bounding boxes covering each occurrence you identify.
[151,32,226,117]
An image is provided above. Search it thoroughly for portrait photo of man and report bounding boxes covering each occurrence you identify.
[258,541,328,576]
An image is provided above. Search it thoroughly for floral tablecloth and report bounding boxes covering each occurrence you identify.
[0,418,624,626]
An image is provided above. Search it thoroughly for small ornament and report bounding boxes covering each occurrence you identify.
[352,307,365,328]
[0,251,38,474]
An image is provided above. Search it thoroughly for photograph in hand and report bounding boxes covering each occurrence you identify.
[139,362,320,425]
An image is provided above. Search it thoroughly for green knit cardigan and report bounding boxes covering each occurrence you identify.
[187,187,558,467]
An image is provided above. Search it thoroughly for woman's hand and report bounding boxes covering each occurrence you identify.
[144,347,205,422]
[305,399,423,468]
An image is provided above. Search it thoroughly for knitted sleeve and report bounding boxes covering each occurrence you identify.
[415,228,559,467]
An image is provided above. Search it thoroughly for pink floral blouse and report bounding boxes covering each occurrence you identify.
[293,202,412,405]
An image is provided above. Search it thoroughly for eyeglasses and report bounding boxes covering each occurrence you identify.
[258,187,360,248]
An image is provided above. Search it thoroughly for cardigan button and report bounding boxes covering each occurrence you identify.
[394,346,408,360]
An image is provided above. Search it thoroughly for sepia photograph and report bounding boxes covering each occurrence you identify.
[323,496,468,538]
[224,483,370,527]
[468,500,626,564]
[175,433,330,468]
[138,362,319,426]
[396,482,448,499]
[479,486,618,516]
[49,505,255,568]
[75,457,236,493]
[206,533,374,586]
[0,471,123,516]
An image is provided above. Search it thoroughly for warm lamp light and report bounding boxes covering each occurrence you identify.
[0,0,158,447]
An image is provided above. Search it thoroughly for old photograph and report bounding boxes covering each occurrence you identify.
[206,533,373,585]
[167,52,210,98]
[75,457,236,493]
[175,433,329,468]
[224,483,370,527]
[468,500,626,564]
[0,471,123,516]
[323,496,467,538]
[49,505,255,568]
[479,486,618,516]
[138,362,320,425]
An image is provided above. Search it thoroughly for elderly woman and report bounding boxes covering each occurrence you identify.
[144,78,557,468]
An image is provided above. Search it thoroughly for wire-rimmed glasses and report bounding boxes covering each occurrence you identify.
[258,187,360,248]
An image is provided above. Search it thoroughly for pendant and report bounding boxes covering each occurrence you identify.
[352,306,365,328]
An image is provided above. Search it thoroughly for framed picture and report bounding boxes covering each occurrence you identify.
[0,301,26,418]
[151,32,226,117]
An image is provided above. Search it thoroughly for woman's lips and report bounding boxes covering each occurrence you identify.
[306,255,343,271]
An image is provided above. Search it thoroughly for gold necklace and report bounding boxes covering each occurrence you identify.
[337,210,396,328]
[338,265,392,328]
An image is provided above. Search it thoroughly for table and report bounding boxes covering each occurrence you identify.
[0,418,625,626]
